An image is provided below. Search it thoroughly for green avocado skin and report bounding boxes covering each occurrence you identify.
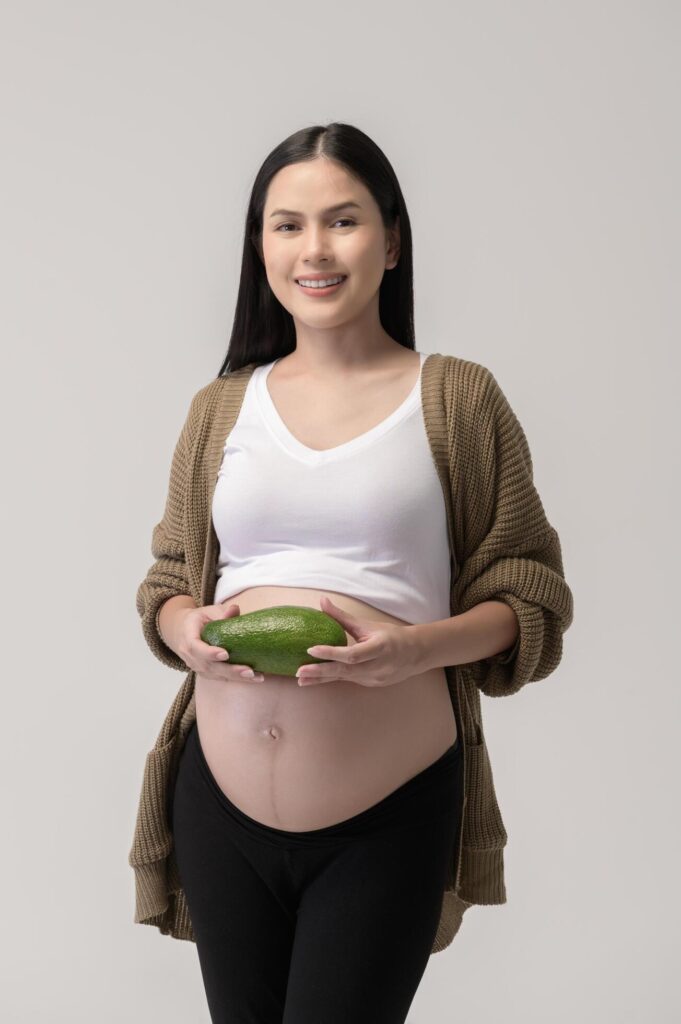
[200,605,348,677]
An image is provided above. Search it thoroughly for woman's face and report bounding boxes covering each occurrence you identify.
[261,157,399,331]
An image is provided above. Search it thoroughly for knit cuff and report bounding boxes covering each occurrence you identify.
[136,579,190,673]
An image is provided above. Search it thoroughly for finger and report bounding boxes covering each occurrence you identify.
[306,645,348,660]
[307,641,375,663]
[298,674,334,686]
[317,598,372,643]
[297,659,349,680]
[233,666,265,680]
[318,596,363,634]
[299,672,351,686]
[319,596,352,621]
[192,635,228,659]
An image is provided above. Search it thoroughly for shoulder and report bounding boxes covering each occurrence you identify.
[438,354,507,420]
[186,362,259,421]
[188,376,226,412]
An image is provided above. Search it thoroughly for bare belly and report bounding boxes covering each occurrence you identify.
[195,585,457,831]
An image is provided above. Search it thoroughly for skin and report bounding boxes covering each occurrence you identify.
[260,156,403,382]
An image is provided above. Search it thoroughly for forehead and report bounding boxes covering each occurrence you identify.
[264,160,370,212]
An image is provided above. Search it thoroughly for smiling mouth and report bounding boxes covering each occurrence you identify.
[295,275,348,293]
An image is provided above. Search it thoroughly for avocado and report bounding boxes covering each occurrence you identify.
[200,605,348,677]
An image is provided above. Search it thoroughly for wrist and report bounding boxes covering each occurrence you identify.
[409,603,520,672]
[406,623,438,675]
[158,595,196,651]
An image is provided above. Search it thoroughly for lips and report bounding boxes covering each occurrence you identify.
[295,275,347,285]
[295,275,348,296]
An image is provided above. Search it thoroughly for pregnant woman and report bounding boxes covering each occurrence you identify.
[129,122,574,1024]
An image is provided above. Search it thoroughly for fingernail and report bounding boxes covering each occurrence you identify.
[240,669,254,678]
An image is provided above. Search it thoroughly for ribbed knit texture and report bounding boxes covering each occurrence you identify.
[130,353,574,955]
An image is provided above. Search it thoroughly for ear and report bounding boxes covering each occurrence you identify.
[386,214,400,269]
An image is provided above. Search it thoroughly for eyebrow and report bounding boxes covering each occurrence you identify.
[268,201,362,219]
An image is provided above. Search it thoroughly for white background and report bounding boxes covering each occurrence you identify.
[2,1,678,1021]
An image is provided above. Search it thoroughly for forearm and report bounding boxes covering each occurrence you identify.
[158,594,197,650]
[411,600,520,673]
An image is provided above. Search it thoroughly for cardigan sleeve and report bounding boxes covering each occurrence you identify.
[452,368,574,698]
[135,392,201,672]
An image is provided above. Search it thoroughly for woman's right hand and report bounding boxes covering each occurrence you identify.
[172,601,265,681]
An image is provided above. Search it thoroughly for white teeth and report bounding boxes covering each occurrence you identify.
[297,276,345,288]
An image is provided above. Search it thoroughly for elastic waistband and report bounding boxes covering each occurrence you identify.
[185,720,462,848]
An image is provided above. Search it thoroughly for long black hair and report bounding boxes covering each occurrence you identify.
[216,122,415,376]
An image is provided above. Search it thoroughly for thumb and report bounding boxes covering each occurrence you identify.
[204,602,240,622]
[319,595,363,638]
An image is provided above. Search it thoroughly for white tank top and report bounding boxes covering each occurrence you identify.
[212,351,451,625]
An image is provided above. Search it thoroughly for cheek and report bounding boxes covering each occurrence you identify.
[262,238,289,277]
[349,239,388,285]
[263,258,291,297]
[352,261,386,299]
[269,278,295,311]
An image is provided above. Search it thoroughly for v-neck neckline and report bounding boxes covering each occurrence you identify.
[254,351,428,465]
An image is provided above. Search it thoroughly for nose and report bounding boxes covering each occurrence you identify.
[300,226,334,264]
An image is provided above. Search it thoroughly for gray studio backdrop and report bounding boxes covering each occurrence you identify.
[2,2,679,1022]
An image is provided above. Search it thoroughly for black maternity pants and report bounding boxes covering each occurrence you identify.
[170,718,463,1024]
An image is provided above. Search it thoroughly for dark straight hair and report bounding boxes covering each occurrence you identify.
[216,121,415,377]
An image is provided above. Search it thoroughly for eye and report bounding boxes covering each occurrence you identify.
[274,218,356,233]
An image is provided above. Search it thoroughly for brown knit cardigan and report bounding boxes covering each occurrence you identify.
[129,352,574,954]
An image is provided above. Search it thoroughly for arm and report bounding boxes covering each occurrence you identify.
[444,368,574,698]
[157,594,198,655]
[413,600,520,673]
[135,391,202,672]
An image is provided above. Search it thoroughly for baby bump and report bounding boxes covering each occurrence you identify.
[194,585,457,831]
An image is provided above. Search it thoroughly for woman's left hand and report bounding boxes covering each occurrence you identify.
[296,595,424,688]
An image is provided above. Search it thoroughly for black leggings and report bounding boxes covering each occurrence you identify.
[170,719,463,1024]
